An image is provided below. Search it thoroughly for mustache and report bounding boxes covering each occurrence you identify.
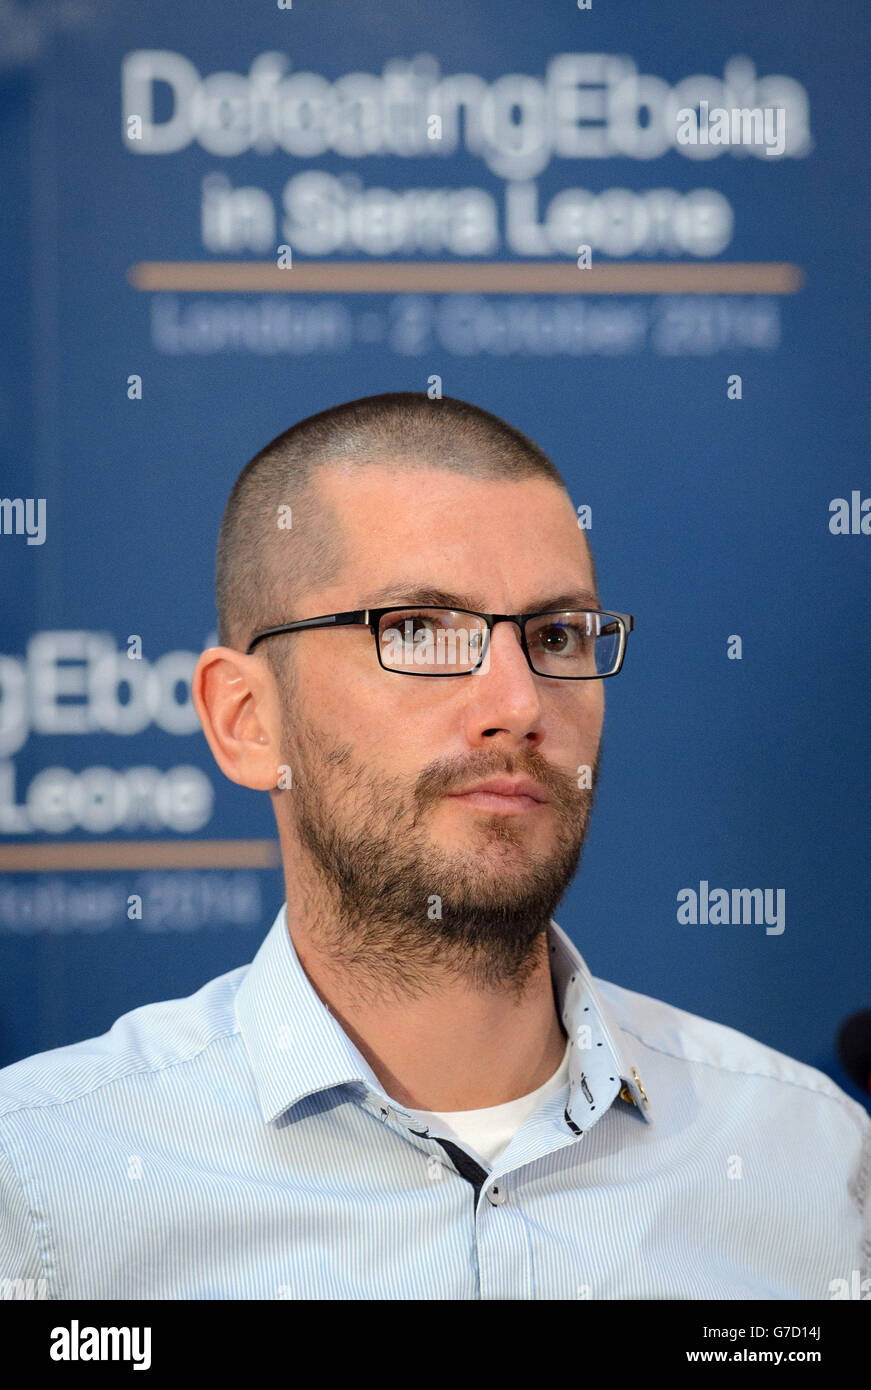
[413,747,598,813]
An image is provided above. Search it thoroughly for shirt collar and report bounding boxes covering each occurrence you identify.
[235,904,652,1128]
[547,916,652,1127]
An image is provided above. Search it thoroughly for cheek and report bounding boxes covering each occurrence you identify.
[556,683,604,739]
[296,646,419,755]
[587,687,605,736]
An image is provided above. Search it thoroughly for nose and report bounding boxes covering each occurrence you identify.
[488,618,529,666]
[463,618,544,746]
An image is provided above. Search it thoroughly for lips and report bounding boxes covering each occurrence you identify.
[448,776,549,803]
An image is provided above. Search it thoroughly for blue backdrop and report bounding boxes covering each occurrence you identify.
[0,0,868,1112]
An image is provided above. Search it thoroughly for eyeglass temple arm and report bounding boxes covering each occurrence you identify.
[245,611,370,654]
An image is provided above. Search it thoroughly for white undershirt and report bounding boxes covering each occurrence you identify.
[405,1037,572,1169]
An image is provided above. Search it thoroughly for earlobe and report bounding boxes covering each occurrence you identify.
[192,646,280,790]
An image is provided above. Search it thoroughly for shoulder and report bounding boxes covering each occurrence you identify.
[0,960,250,1121]
[594,973,871,1130]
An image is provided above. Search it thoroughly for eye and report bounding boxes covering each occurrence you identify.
[404,612,439,636]
[384,612,443,647]
[531,621,589,656]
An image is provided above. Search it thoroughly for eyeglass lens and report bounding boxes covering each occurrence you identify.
[377,609,622,677]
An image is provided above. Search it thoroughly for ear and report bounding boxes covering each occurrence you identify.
[192,646,282,791]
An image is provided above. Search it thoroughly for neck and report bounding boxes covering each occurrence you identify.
[282,855,568,1111]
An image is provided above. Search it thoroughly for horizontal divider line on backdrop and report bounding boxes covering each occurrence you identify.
[127,261,805,294]
[0,840,281,871]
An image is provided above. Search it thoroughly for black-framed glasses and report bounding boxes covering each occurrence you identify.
[245,606,634,679]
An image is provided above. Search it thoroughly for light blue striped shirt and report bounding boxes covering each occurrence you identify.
[1,903,868,1300]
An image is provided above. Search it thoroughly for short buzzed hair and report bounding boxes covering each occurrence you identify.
[215,392,592,654]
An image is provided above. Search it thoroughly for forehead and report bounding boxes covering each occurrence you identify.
[314,462,592,589]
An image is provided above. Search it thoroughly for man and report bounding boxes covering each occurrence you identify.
[1,392,868,1300]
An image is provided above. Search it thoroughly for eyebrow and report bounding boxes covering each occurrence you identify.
[363,582,602,614]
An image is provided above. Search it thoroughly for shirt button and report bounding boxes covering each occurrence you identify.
[380,1106,391,1122]
[487,1185,506,1206]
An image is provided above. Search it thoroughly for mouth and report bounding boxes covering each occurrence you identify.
[446,777,549,815]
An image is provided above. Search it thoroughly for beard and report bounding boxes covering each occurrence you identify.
[279,688,601,1001]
